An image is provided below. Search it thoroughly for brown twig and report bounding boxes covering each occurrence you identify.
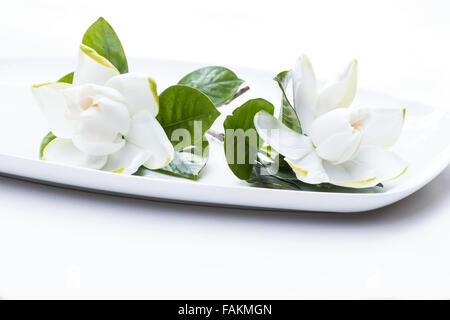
[207,86,250,142]
[206,129,224,142]
[217,85,250,107]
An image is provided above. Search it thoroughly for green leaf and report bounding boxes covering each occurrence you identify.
[136,140,209,181]
[258,144,290,170]
[154,85,219,180]
[82,17,128,74]
[157,85,220,145]
[157,141,209,180]
[248,161,382,193]
[178,66,244,106]
[223,98,275,180]
[255,71,302,171]
[58,72,74,84]
[57,18,126,83]
[274,70,302,134]
[39,131,56,159]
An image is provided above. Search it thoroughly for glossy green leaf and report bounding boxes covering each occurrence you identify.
[57,18,126,84]
[178,66,244,106]
[258,144,290,170]
[248,161,382,193]
[136,140,210,181]
[256,71,302,170]
[154,85,219,180]
[39,131,56,159]
[157,85,220,145]
[58,72,74,84]
[274,70,302,134]
[223,98,274,180]
[82,17,128,74]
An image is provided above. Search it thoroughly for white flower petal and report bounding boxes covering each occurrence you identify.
[63,84,126,116]
[73,44,120,86]
[106,73,159,117]
[316,59,357,116]
[42,138,107,169]
[94,96,131,135]
[310,108,362,164]
[285,151,329,185]
[126,111,174,169]
[310,108,352,145]
[62,84,130,139]
[315,131,362,164]
[102,142,151,175]
[73,115,126,156]
[32,82,75,138]
[292,54,318,134]
[254,110,313,159]
[353,146,407,182]
[361,107,405,148]
[323,159,378,189]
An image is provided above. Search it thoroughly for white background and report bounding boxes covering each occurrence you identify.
[1,0,450,299]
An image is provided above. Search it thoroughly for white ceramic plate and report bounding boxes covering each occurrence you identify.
[0,57,449,212]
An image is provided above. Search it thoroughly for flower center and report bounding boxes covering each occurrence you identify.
[349,108,370,132]
[80,97,99,110]
[351,119,364,131]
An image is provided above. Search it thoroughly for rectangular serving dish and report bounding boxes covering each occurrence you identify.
[0,57,449,212]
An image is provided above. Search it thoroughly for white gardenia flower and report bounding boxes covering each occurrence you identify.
[32,44,174,174]
[254,54,407,188]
